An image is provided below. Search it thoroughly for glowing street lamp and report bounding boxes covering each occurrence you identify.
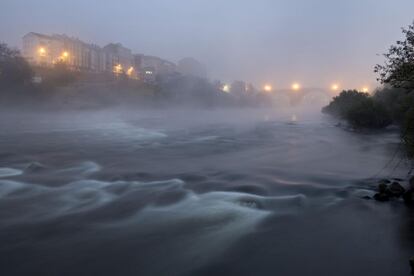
[38,47,46,56]
[114,64,123,74]
[58,51,70,63]
[331,83,339,92]
[222,84,230,93]
[291,83,301,91]
[127,66,134,76]
[263,84,273,93]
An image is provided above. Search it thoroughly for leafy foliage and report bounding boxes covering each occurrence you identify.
[374,21,414,89]
[322,90,392,129]
[322,90,369,117]
[344,97,392,129]
[0,43,33,87]
[403,108,414,158]
[374,21,414,164]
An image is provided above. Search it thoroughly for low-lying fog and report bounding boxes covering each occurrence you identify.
[0,105,412,276]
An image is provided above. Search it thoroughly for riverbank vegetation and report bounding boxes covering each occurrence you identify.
[323,22,414,161]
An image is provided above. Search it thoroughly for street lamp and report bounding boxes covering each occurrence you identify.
[114,64,123,74]
[222,84,230,93]
[263,84,273,92]
[127,66,134,76]
[38,47,46,56]
[331,83,339,92]
[291,83,301,91]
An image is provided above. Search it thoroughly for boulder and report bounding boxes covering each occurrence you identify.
[388,182,406,197]
[379,179,391,185]
[378,183,388,193]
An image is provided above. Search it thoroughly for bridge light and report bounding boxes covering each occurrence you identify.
[263,84,273,92]
[331,84,339,91]
[222,84,230,93]
[291,83,301,91]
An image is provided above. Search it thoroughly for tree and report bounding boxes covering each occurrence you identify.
[374,21,414,89]
[375,21,414,164]
[0,43,33,87]
[322,90,370,118]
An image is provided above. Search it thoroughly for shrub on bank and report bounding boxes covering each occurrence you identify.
[0,43,33,88]
[322,89,410,129]
[344,97,392,129]
[322,90,370,118]
[375,87,414,123]
[403,108,414,158]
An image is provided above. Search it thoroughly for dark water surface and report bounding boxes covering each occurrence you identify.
[0,108,412,276]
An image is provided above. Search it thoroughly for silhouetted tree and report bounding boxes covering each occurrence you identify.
[374,21,414,161]
[0,43,33,87]
[374,21,414,89]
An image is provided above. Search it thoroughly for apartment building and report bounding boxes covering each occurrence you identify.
[22,32,177,81]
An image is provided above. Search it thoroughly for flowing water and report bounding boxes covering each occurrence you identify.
[0,107,412,276]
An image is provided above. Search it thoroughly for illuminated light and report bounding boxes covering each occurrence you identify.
[291,83,301,91]
[331,84,339,91]
[222,84,230,93]
[38,47,46,56]
[113,64,123,74]
[127,66,134,76]
[263,84,273,92]
[58,51,70,63]
[145,71,153,75]
[362,87,369,93]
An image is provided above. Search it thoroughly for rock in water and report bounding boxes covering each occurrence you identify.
[378,183,388,193]
[389,182,406,197]
[379,179,391,185]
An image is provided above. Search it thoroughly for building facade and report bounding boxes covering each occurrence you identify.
[22,32,177,81]
[102,43,135,77]
[22,32,107,72]
[134,54,177,82]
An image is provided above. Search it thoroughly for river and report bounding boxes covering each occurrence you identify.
[0,107,412,275]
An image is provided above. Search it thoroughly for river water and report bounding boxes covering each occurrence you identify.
[0,107,412,275]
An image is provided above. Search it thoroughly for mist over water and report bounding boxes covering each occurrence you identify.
[0,104,412,276]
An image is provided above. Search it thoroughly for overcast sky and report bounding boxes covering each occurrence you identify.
[1,0,413,89]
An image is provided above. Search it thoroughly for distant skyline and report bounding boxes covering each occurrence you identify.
[1,0,413,89]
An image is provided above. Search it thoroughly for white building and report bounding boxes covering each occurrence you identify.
[102,43,136,77]
[22,32,178,81]
[22,32,105,72]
